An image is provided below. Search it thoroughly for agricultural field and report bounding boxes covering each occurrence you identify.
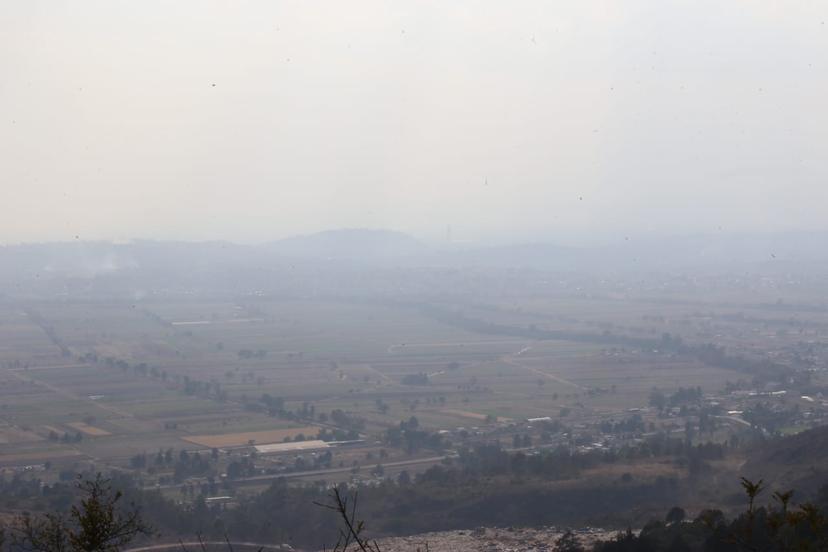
[182,427,321,448]
[1,281,827,488]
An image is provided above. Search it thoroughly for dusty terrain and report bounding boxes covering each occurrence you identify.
[372,526,620,551]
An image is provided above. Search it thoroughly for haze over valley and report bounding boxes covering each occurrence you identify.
[4,2,828,550]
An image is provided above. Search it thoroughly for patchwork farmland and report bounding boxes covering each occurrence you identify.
[0,284,826,499]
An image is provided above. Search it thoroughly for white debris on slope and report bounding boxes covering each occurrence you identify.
[370,526,620,552]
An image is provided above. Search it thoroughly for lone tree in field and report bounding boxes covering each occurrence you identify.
[14,474,151,552]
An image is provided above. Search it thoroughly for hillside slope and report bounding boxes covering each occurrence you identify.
[741,425,828,495]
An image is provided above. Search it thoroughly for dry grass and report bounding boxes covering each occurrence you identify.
[181,426,320,448]
[581,459,682,480]
[0,449,83,464]
[0,425,44,444]
[440,409,512,423]
[66,422,112,436]
[40,425,63,435]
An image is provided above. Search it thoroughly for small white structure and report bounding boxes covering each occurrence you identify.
[254,440,330,454]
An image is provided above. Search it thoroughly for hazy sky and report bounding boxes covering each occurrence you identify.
[2,1,827,245]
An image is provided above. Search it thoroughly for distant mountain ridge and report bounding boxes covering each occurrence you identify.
[266,228,428,260]
[3,229,828,281]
